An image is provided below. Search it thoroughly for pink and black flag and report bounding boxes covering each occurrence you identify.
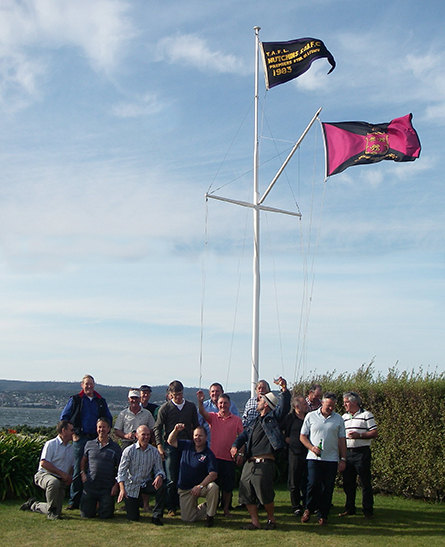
[260,38,335,90]
[322,113,421,177]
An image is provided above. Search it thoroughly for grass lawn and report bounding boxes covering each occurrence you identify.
[1,487,444,547]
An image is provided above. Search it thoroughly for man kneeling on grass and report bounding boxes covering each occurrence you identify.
[117,425,166,525]
[20,420,74,520]
[168,424,218,527]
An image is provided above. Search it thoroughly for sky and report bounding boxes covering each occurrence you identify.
[0,0,443,393]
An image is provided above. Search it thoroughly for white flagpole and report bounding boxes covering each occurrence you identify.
[251,26,261,397]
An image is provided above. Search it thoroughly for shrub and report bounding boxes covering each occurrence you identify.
[0,431,47,500]
[291,363,445,500]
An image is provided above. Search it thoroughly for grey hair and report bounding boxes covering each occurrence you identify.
[343,391,362,406]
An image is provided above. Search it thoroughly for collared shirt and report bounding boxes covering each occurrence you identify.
[305,396,322,412]
[83,438,122,490]
[38,435,74,477]
[342,408,377,448]
[206,412,243,461]
[198,398,240,442]
[117,441,165,499]
[301,408,346,462]
[114,406,155,436]
[177,440,218,491]
[242,396,259,427]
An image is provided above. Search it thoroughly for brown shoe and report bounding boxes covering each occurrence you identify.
[339,511,355,517]
[318,517,328,526]
[301,510,310,523]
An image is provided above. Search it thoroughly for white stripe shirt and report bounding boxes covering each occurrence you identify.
[342,408,377,448]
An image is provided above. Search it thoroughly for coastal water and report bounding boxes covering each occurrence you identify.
[0,407,64,428]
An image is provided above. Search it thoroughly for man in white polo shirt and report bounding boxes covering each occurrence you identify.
[339,391,378,518]
[300,392,346,526]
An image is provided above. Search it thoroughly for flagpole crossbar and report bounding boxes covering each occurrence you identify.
[205,193,301,217]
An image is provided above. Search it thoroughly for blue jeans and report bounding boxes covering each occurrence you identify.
[69,435,90,507]
[306,460,338,519]
[163,444,180,511]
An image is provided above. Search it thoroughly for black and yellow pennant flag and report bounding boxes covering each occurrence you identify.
[260,37,335,89]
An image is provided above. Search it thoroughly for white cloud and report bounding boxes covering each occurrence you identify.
[0,0,133,109]
[112,93,166,118]
[156,33,246,74]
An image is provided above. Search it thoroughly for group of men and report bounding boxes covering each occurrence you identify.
[20,374,378,529]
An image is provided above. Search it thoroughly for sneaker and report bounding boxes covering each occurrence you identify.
[47,512,61,520]
[294,508,303,517]
[20,497,36,511]
[264,520,276,530]
[205,515,214,528]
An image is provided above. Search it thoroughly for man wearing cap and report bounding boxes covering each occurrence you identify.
[242,379,271,428]
[231,378,290,530]
[114,390,155,450]
[140,385,160,420]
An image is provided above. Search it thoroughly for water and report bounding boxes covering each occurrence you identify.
[0,407,63,428]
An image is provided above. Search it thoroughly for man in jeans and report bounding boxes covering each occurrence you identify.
[60,374,112,509]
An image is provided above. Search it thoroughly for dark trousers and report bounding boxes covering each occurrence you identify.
[80,487,115,519]
[342,447,373,516]
[124,482,167,521]
[306,460,337,519]
[288,452,307,512]
[164,444,180,511]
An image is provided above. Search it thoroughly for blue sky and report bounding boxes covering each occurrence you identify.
[0,0,443,393]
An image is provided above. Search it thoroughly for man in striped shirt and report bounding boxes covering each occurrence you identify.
[340,391,378,518]
[117,425,166,524]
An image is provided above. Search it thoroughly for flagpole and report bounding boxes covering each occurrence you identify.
[251,26,261,397]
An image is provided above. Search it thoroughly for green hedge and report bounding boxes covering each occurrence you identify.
[0,431,47,500]
[292,364,445,501]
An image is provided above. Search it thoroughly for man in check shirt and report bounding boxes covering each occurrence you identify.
[117,425,166,524]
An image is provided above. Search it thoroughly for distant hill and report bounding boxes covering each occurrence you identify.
[0,379,251,413]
